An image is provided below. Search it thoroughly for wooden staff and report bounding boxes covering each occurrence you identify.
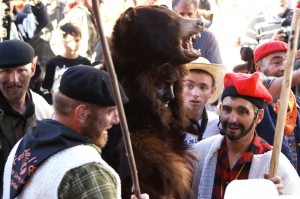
[269,4,300,177]
[91,0,141,198]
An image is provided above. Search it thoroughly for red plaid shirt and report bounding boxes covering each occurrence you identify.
[212,134,272,199]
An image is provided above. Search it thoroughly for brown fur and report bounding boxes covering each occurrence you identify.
[106,5,202,199]
[116,63,192,198]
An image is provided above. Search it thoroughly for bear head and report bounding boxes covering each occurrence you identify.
[111,5,204,75]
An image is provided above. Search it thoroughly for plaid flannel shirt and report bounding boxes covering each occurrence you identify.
[58,147,118,199]
[212,134,272,199]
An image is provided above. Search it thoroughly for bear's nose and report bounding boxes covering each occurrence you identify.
[196,18,204,28]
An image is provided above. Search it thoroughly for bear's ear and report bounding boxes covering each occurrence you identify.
[122,7,137,28]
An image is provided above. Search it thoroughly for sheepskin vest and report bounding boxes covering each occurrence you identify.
[3,143,121,199]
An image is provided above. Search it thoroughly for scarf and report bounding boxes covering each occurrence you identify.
[186,109,208,141]
[0,90,35,122]
[10,119,93,198]
[274,91,298,135]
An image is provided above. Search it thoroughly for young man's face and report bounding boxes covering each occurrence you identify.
[81,106,119,148]
[63,34,81,55]
[183,71,215,120]
[173,1,196,19]
[0,64,35,102]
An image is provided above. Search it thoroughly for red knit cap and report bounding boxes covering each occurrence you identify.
[221,72,273,108]
[254,41,288,64]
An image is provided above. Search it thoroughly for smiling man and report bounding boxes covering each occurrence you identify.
[190,72,300,199]
[0,40,53,197]
[254,41,300,176]
[2,65,150,198]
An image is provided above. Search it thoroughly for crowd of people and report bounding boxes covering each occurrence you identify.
[1,0,300,198]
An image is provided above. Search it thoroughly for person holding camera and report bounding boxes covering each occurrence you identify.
[254,41,300,176]
[239,0,293,74]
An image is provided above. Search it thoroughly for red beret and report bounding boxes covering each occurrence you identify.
[254,41,288,64]
[221,72,272,108]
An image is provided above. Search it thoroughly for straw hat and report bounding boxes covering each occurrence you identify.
[187,57,226,104]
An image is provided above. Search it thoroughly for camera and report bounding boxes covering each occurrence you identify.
[281,9,293,43]
[283,26,292,43]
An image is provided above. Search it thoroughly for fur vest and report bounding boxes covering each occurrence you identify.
[3,143,121,199]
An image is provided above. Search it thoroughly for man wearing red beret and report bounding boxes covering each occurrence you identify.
[254,41,300,177]
[190,72,300,199]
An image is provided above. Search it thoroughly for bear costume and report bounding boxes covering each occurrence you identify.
[104,5,203,199]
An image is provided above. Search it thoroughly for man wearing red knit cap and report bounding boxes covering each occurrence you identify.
[254,41,288,77]
[190,72,300,199]
[254,40,300,177]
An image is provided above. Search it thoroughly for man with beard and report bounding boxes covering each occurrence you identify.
[2,65,148,199]
[190,72,300,199]
[254,40,300,176]
[0,40,53,197]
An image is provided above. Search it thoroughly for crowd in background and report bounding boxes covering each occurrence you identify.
[1,0,300,198]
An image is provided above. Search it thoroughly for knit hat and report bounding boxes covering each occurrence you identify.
[59,65,129,106]
[254,41,288,64]
[221,72,272,108]
[0,40,34,68]
[187,57,226,104]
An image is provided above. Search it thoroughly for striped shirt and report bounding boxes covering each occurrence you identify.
[241,9,293,50]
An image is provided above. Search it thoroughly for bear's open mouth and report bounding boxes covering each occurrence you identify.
[181,33,201,57]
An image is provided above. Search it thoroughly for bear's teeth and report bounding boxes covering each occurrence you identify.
[187,41,193,51]
[195,49,201,54]
[198,33,201,38]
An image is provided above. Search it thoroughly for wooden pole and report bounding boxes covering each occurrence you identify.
[91,0,141,198]
[269,5,300,177]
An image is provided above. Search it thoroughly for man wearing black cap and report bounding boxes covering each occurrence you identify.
[0,40,53,197]
[2,65,148,199]
[190,72,300,198]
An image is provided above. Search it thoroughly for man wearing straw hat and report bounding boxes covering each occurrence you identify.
[254,40,300,176]
[190,72,300,199]
[183,57,226,146]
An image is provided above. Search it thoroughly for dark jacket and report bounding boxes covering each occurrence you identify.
[14,2,50,42]
[256,96,300,176]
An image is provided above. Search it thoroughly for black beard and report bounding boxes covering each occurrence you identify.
[218,120,255,141]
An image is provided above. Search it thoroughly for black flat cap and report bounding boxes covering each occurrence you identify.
[0,40,34,68]
[59,65,129,106]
